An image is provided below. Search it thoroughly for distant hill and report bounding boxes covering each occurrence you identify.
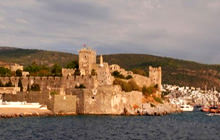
[0,47,77,67]
[0,46,220,90]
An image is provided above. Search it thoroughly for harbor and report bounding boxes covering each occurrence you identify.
[164,84,220,114]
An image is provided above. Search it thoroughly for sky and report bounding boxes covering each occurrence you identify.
[0,0,220,64]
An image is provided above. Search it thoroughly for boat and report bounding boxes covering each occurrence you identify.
[210,106,219,113]
[0,101,47,110]
[201,107,210,112]
[201,106,220,113]
[206,113,220,116]
[180,104,194,111]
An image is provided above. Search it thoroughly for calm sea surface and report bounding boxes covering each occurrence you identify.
[0,111,220,140]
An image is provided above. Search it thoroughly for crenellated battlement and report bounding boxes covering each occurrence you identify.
[0,75,97,92]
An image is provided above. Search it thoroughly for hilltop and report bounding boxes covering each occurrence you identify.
[0,46,220,90]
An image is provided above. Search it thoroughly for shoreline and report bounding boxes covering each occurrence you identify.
[0,107,181,119]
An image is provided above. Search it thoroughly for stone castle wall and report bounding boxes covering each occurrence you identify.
[3,91,50,105]
[110,64,133,76]
[132,74,151,88]
[62,68,75,77]
[0,87,20,94]
[93,63,113,86]
[49,95,76,113]
[109,64,161,89]
[0,76,96,92]
[80,86,142,115]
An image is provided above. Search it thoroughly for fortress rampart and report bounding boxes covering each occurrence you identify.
[0,76,96,92]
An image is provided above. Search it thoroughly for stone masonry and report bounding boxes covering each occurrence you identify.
[1,47,162,115]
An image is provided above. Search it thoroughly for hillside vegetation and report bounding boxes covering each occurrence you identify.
[0,47,220,90]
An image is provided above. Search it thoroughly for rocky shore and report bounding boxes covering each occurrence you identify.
[0,108,52,119]
[0,102,181,119]
[0,108,75,119]
[142,102,182,116]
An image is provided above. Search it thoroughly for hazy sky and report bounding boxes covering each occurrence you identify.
[0,0,220,64]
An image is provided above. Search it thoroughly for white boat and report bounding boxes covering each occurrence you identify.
[180,104,194,111]
[0,101,47,110]
[206,113,220,116]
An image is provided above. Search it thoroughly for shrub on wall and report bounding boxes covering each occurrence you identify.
[128,80,140,91]
[112,71,133,80]
[126,75,133,80]
[113,78,140,92]
[112,71,125,79]
[142,85,158,96]
[153,96,163,104]
[50,91,58,95]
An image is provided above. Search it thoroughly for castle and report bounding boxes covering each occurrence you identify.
[0,47,162,115]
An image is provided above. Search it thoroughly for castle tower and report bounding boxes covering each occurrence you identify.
[149,66,162,91]
[100,55,104,67]
[79,47,96,75]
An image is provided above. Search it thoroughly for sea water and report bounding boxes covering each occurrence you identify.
[0,111,220,140]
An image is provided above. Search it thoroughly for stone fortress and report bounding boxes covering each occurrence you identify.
[0,47,162,115]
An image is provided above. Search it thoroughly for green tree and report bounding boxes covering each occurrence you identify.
[0,67,11,77]
[51,64,62,76]
[65,61,79,69]
[24,62,41,73]
[16,69,22,77]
